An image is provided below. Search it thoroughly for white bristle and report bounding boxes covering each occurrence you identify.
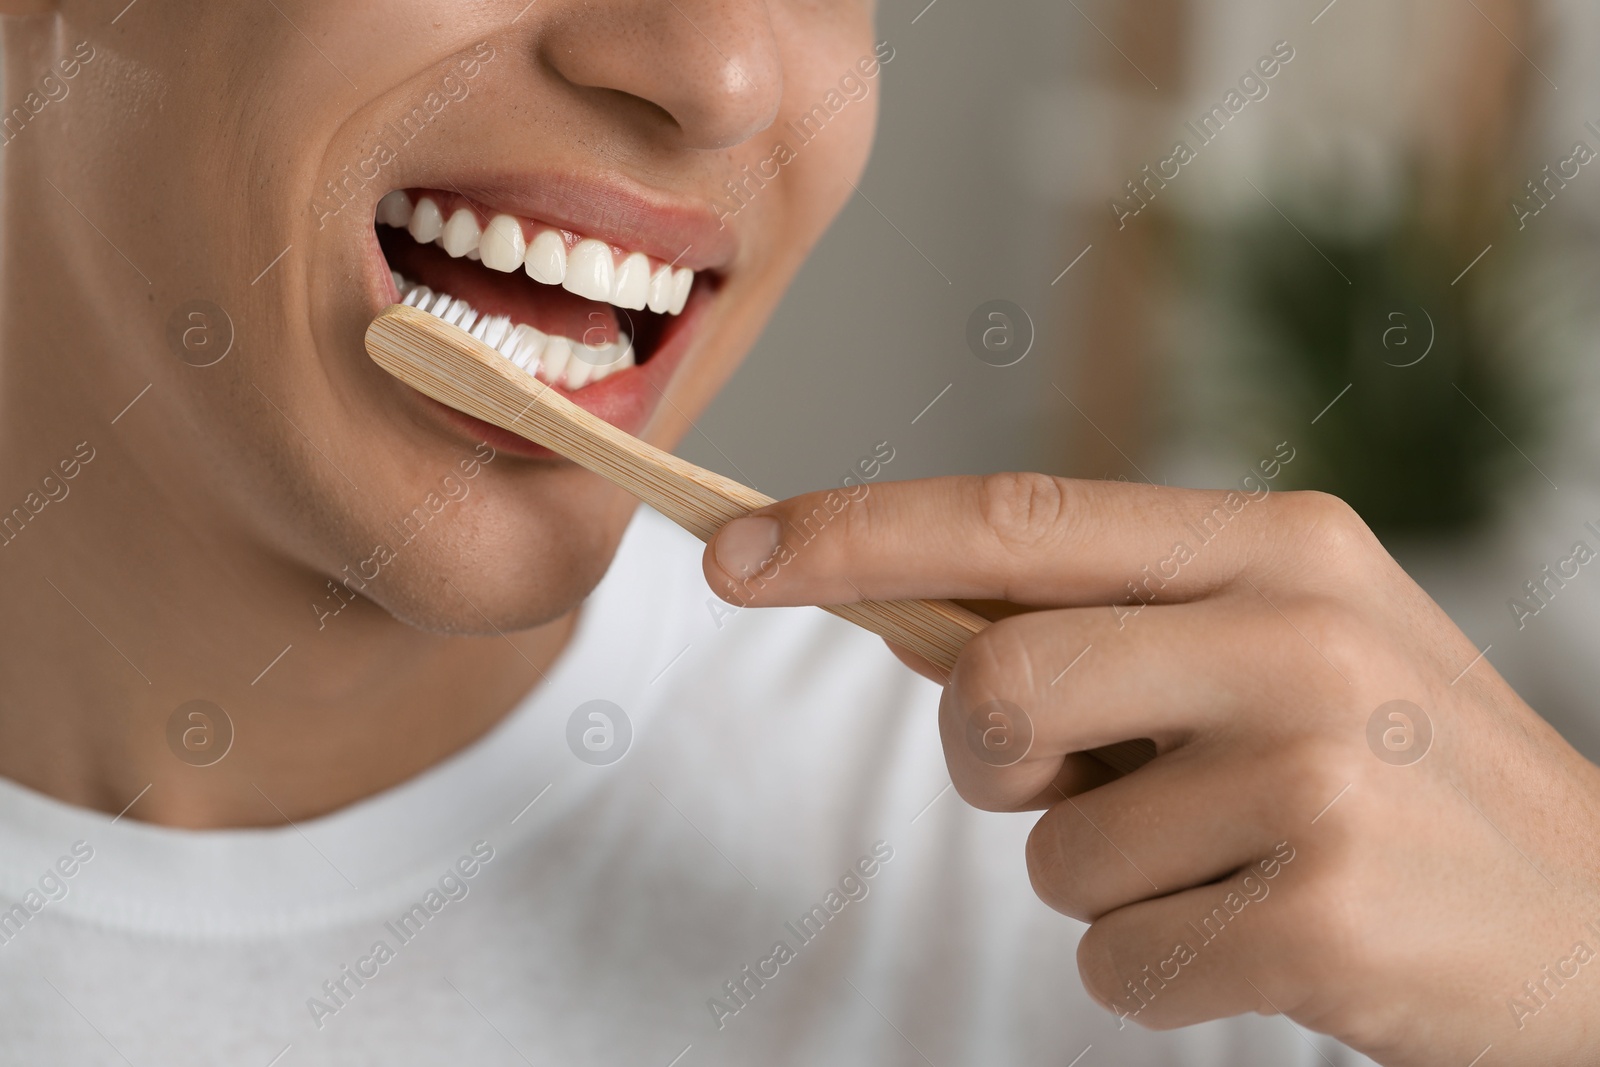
[505,324,545,371]
[481,315,511,349]
[391,286,542,376]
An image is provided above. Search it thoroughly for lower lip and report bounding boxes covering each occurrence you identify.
[387,276,711,462]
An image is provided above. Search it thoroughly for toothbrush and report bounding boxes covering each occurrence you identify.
[366,304,1156,775]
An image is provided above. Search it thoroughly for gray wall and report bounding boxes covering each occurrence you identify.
[680,2,1086,496]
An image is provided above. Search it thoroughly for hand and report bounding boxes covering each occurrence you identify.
[702,472,1600,1065]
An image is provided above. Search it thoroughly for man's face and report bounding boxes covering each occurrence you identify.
[12,0,877,632]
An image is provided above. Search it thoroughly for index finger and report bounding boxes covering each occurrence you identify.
[702,470,1321,610]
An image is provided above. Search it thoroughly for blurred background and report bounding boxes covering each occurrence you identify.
[680,0,1600,761]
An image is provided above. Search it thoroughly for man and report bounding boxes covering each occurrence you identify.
[0,1,1594,1063]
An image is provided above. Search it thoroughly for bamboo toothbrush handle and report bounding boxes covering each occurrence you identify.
[366,305,1157,775]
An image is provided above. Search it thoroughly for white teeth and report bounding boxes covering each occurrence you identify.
[480,214,526,272]
[524,229,566,285]
[540,335,572,383]
[668,267,693,315]
[612,252,650,311]
[389,196,696,316]
[408,197,444,244]
[578,338,631,376]
[563,351,594,390]
[386,187,707,387]
[441,209,481,258]
[646,266,674,314]
[585,338,632,383]
[577,341,609,368]
[564,239,614,302]
[378,191,412,228]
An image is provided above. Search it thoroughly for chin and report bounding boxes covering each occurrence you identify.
[324,463,640,637]
[373,559,602,636]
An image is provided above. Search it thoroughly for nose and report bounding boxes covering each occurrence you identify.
[540,0,783,151]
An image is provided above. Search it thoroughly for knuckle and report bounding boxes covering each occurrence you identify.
[1239,591,1375,695]
[759,487,877,597]
[1075,913,1171,1030]
[934,687,1003,810]
[1279,862,1406,1050]
[1026,808,1099,920]
[1237,838,1378,1033]
[945,767,1016,813]
[943,619,1051,811]
[1275,491,1381,570]
[1274,733,1368,826]
[977,472,1072,555]
[1274,851,1366,976]
[1074,918,1125,1013]
[781,488,867,559]
[1284,596,1377,682]
[951,614,1043,708]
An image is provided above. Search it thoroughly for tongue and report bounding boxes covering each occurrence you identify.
[380,230,626,344]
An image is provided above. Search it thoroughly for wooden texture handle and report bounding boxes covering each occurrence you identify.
[366,305,1156,775]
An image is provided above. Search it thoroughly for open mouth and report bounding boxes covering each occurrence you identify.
[374,189,705,392]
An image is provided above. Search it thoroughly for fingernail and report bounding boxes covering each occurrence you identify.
[714,516,783,578]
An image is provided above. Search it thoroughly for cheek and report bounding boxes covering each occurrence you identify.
[761,9,880,228]
[653,13,878,438]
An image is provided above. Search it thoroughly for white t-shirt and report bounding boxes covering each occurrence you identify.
[0,508,1376,1066]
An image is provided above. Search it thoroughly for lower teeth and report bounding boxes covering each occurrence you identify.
[390,272,635,390]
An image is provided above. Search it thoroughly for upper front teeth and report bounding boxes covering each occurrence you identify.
[524,229,564,286]
[375,190,694,316]
[613,252,650,311]
[565,239,614,303]
[481,214,525,272]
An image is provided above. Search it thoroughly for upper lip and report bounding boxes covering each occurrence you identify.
[399,169,737,274]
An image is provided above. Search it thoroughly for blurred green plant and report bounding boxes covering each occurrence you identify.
[1176,193,1536,539]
